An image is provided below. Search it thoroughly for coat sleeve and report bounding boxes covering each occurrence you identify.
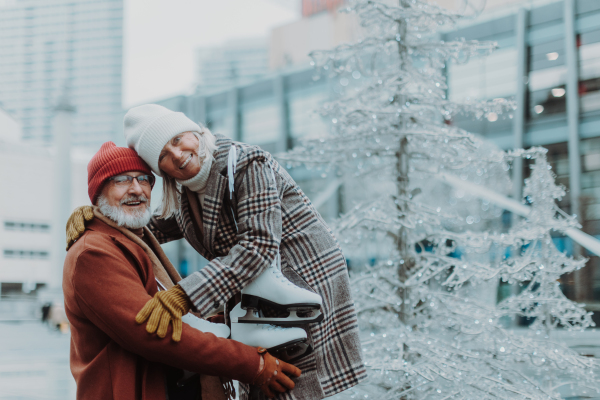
[178,159,281,316]
[70,243,260,383]
[147,214,184,244]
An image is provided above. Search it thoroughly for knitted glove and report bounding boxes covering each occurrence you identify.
[135,285,192,342]
[252,348,301,398]
[66,206,94,250]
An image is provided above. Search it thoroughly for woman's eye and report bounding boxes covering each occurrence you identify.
[174,136,181,143]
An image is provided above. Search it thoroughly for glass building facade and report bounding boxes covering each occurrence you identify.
[0,0,123,146]
[445,0,600,306]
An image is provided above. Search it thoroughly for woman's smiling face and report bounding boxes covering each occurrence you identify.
[158,131,202,180]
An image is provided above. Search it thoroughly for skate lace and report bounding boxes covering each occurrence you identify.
[272,268,295,286]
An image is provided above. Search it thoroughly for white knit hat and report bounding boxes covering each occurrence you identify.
[123,104,201,176]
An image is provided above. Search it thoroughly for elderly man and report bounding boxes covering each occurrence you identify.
[63,142,300,400]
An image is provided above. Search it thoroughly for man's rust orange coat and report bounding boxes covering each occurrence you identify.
[63,218,260,400]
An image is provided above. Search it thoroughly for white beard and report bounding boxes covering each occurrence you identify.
[97,194,152,229]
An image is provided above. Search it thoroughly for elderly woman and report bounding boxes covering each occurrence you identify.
[72,104,366,400]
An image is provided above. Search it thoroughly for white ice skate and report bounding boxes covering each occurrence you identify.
[230,303,312,362]
[176,315,230,387]
[238,257,323,325]
[156,279,230,338]
[181,313,231,338]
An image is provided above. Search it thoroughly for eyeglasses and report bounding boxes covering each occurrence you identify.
[108,174,155,187]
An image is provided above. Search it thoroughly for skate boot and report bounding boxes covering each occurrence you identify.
[181,313,231,338]
[238,260,324,325]
[230,303,312,362]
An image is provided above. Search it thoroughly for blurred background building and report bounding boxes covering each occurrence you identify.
[1,0,600,317]
[0,0,118,300]
[0,107,20,143]
[0,0,123,146]
[0,105,91,300]
[269,0,359,70]
[195,38,269,94]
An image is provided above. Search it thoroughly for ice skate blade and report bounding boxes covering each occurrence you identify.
[270,340,313,363]
[240,294,323,322]
[236,308,324,325]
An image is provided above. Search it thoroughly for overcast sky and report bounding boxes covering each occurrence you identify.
[123,0,299,107]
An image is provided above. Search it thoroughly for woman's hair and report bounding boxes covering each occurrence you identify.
[157,125,217,219]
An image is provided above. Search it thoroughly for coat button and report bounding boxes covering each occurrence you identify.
[214,301,220,309]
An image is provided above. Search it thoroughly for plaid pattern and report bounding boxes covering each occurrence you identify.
[148,135,366,400]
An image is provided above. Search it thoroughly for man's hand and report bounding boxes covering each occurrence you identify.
[252,348,301,398]
[66,206,94,250]
[135,284,192,342]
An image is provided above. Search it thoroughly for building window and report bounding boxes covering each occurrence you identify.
[288,88,329,146]
[206,110,234,139]
[579,33,600,114]
[448,47,518,102]
[3,250,50,259]
[241,99,279,145]
[4,221,51,232]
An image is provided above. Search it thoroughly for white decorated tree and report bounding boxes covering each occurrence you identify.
[280,0,599,398]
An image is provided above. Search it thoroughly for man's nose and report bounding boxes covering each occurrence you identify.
[128,178,144,195]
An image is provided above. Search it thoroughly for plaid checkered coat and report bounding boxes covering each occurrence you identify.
[148,134,366,400]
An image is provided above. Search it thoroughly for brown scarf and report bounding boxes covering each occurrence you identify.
[93,208,233,400]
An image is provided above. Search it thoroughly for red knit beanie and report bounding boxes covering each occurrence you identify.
[88,141,154,205]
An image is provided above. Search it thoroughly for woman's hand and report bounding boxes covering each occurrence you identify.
[252,348,301,398]
[135,284,192,342]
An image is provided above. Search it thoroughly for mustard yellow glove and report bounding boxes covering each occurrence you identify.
[135,284,192,342]
[66,206,94,250]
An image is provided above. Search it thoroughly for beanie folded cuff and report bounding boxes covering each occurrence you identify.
[135,112,201,176]
[87,142,153,205]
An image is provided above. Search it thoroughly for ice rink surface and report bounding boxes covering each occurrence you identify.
[0,321,598,400]
[0,321,75,400]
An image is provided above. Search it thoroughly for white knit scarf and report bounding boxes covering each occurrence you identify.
[176,154,214,193]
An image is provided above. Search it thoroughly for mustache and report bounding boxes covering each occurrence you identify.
[120,195,149,205]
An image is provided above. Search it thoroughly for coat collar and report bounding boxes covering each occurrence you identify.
[185,134,268,253]
[201,134,236,250]
[84,218,146,266]
[210,133,264,178]
[86,215,127,238]
[85,211,181,288]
